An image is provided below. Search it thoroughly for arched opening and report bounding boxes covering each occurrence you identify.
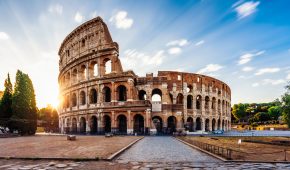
[205,96,210,109]
[79,65,87,81]
[80,91,86,105]
[167,116,176,134]
[212,97,216,110]
[90,116,98,134]
[66,118,70,133]
[186,117,194,132]
[89,61,98,77]
[196,117,202,130]
[117,85,127,101]
[80,117,86,134]
[71,93,77,107]
[187,95,193,109]
[104,59,112,74]
[117,115,127,134]
[212,119,216,131]
[152,116,163,134]
[72,69,77,83]
[176,93,183,104]
[138,90,147,100]
[133,114,144,134]
[205,119,210,131]
[103,86,111,102]
[72,118,77,134]
[218,119,221,130]
[66,72,70,86]
[187,85,193,93]
[196,95,202,110]
[104,115,111,133]
[89,88,97,104]
[151,88,162,102]
[66,95,70,108]
[169,93,173,104]
[222,120,225,131]
[218,99,221,112]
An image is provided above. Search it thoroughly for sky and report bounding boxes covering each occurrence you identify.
[0,0,290,108]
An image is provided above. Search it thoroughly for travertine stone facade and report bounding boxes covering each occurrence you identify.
[58,17,231,135]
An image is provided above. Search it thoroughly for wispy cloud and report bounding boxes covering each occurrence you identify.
[195,40,205,46]
[48,4,63,15]
[286,73,290,80]
[74,12,84,23]
[0,32,9,40]
[166,39,188,47]
[252,82,259,87]
[168,47,181,55]
[122,49,165,67]
[238,50,264,65]
[197,64,223,74]
[255,67,280,76]
[109,11,133,29]
[242,66,254,72]
[262,79,286,85]
[234,1,260,19]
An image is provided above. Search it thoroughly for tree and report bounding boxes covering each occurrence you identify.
[0,74,13,127]
[11,70,37,135]
[38,105,59,132]
[268,106,282,120]
[0,91,3,99]
[232,103,247,121]
[281,83,290,127]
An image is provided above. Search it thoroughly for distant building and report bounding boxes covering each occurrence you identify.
[58,17,231,135]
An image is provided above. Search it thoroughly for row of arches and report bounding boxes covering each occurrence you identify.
[61,59,112,87]
[63,85,128,108]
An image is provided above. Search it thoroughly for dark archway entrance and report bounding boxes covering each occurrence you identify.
[117,115,127,134]
[104,115,111,133]
[152,116,163,134]
[205,119,210,131]
[186,117,194,132]
[72,118,77,134]
[196,117,201,131]
[133,114,144,134]
[103,86,111,102]
[80,117,86,134]
[90,116,98,134]
[117,85,127,101]
[222,120,225,131]
[218,119,221,130]
[167,116,176,134]
[212,119,216,131]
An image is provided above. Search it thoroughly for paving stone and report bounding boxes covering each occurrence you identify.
[132,165,140,169]
[47,162,56,166]
[55,164,67,168]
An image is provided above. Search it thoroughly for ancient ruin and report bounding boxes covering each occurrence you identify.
[58,17,231,135]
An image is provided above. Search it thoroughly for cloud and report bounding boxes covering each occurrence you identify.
[195,40,205,46]
[242,66,254,72]
[252,83,259,87]
[109,11,133,29]
[262,79,286,85]
[286,73,290,80]
[255,68,280,76]
[238,50,264,65]
[166,39,188,47]
[235,1,260,19]
[74,12,84,23]
[197,64,223,74]
[0,32,9,40]
[168,47,181,55]
[48,4,63,15]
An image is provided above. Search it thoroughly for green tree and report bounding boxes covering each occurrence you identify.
[11,70,37,135]
[38,105,59,132]
[232,103,247,121]
[281,83,290,127]
[268,106,282,120]
[0,74,13,127]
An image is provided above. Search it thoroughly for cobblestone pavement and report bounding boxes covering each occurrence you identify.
[1,159,290,170]
[117,136,219,162]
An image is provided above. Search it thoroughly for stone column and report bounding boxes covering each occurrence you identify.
[97,112,103,134]
[111,111,117,133]
[111,82,117,102]
[202,118,205,131]
[209,118,212,131]
[127,110,133,134]
[86,119,90,134]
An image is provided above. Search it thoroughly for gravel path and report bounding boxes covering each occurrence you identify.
[117,136,220,163]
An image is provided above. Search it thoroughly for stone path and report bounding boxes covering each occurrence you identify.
[117,136,220,162]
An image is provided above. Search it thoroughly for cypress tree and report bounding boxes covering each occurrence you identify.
[0,73,13,128]
[11,70,37,135]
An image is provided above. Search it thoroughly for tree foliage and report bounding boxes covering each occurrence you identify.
[10,70,37,135]
[281,83,290,128]
[0,74,13,127]
[232,103,247,120]
[38,105,59,132]
[268,106,282,120]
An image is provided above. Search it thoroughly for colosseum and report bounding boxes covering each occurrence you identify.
[58,17,232,135]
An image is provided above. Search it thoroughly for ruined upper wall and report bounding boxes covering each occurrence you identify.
[58,17,119,71]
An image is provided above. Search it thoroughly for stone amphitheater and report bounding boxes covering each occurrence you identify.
[58,17,231,135]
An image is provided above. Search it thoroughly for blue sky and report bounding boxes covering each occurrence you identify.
[0,0,290,107]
